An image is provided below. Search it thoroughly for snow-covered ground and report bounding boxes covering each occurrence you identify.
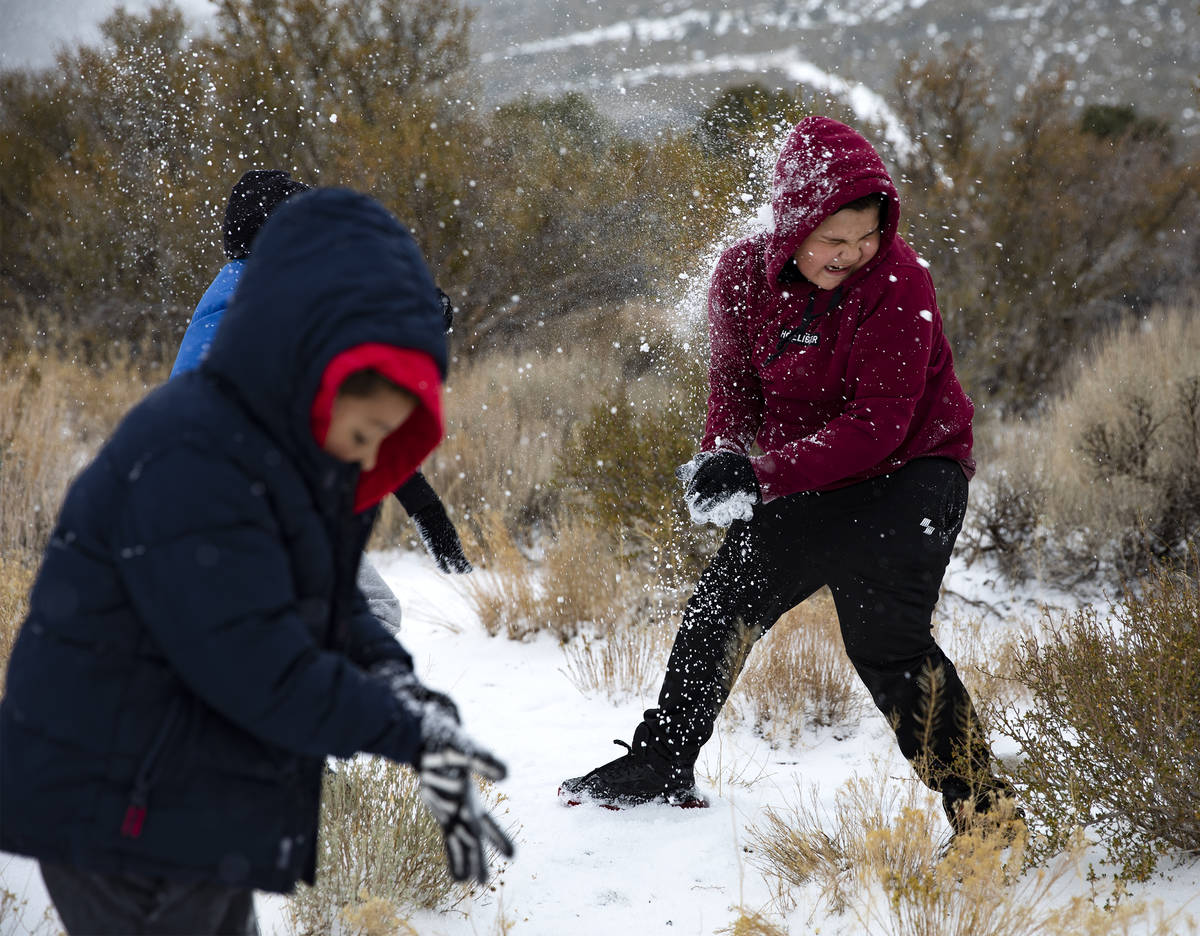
[3,548,1197,935]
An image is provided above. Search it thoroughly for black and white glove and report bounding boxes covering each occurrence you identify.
[374,660,514,883]
[370,659,460,726]
[415,709,515,884]
[412,502,473,574]
[676,450,761,526]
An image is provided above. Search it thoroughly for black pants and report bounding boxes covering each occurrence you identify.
[642,457,993,798]
[40,863,258,936]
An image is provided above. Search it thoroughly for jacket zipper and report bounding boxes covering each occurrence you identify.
[120,697,186,839]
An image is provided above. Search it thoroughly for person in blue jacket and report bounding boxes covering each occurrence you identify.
[174,169,473,616]
[0,188,514,936]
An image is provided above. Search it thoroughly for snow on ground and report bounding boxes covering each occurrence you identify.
[3,548,1197,935]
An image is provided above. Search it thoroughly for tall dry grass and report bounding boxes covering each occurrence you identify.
[965,297,1200,583]
[0,341,162,565]
[0,558,36,696]
[454,508,545,641]
[749,769,1198,935]
[728,590,866,746]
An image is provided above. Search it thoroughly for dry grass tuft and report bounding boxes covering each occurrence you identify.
[560,612,676,703]
[750,770,1196,935]
[550,517,681,699]
[455,509,543,641]
[0,558,36,696]
[716,907,790,936]
[729,590,866,745]
[538,515,632,640]
[287,756,515,935]
[338,897,421,936]
[0,342,161,565]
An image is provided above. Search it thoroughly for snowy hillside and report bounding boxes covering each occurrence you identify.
[4,0,1195,138]
[468,0,1198,135]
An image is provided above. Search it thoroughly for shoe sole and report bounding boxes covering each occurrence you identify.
[556,786,709,810]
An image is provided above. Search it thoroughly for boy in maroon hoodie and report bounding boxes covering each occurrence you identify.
[562,116,1018,838]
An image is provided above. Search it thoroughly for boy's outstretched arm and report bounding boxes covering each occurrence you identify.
[393,472,472,574]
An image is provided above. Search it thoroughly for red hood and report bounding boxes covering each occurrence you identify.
[766,116,901,292]
[310,344,443,512]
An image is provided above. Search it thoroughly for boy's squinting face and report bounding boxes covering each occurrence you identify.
[793,205,882,290]
[323,388,417,471]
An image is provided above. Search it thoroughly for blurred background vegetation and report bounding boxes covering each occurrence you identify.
[2,0,1195,396]
[3,0,1199,586]
[2,0,1199,568]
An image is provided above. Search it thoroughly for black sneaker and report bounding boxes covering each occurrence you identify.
[559,740,706,809]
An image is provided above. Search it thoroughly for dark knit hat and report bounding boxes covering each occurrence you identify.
[222,169,309,259]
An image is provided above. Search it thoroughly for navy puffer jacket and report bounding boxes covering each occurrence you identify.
[0,189,448,892]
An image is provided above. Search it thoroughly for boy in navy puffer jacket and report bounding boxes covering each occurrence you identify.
[174,170,472,619]
[0,189,513,935]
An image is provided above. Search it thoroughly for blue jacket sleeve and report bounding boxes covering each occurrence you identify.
[114,446,423,765]
[171,261,245,379]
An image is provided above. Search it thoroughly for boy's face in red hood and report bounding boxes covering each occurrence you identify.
[792,204,882,291]
[323,387,417,472]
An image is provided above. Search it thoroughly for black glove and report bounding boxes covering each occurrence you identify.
[436,287,456,333]
[685,450,761,513]
[414,705,515,884]
[412,502,473,574]
[370,659,460,726]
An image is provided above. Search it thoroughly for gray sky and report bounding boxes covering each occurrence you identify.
[0,0,214,70]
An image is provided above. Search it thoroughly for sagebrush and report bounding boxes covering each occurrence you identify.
[997,546,1200,881]
[964,300,1200,585]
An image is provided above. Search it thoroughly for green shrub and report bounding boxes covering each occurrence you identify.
[997,546,1200,880]
[552,384,715,587]
[889,47,1199,412]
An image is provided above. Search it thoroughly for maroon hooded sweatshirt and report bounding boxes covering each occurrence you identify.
[701,115,975,502]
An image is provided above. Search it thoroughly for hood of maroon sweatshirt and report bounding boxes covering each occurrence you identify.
[765,116,900,292]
